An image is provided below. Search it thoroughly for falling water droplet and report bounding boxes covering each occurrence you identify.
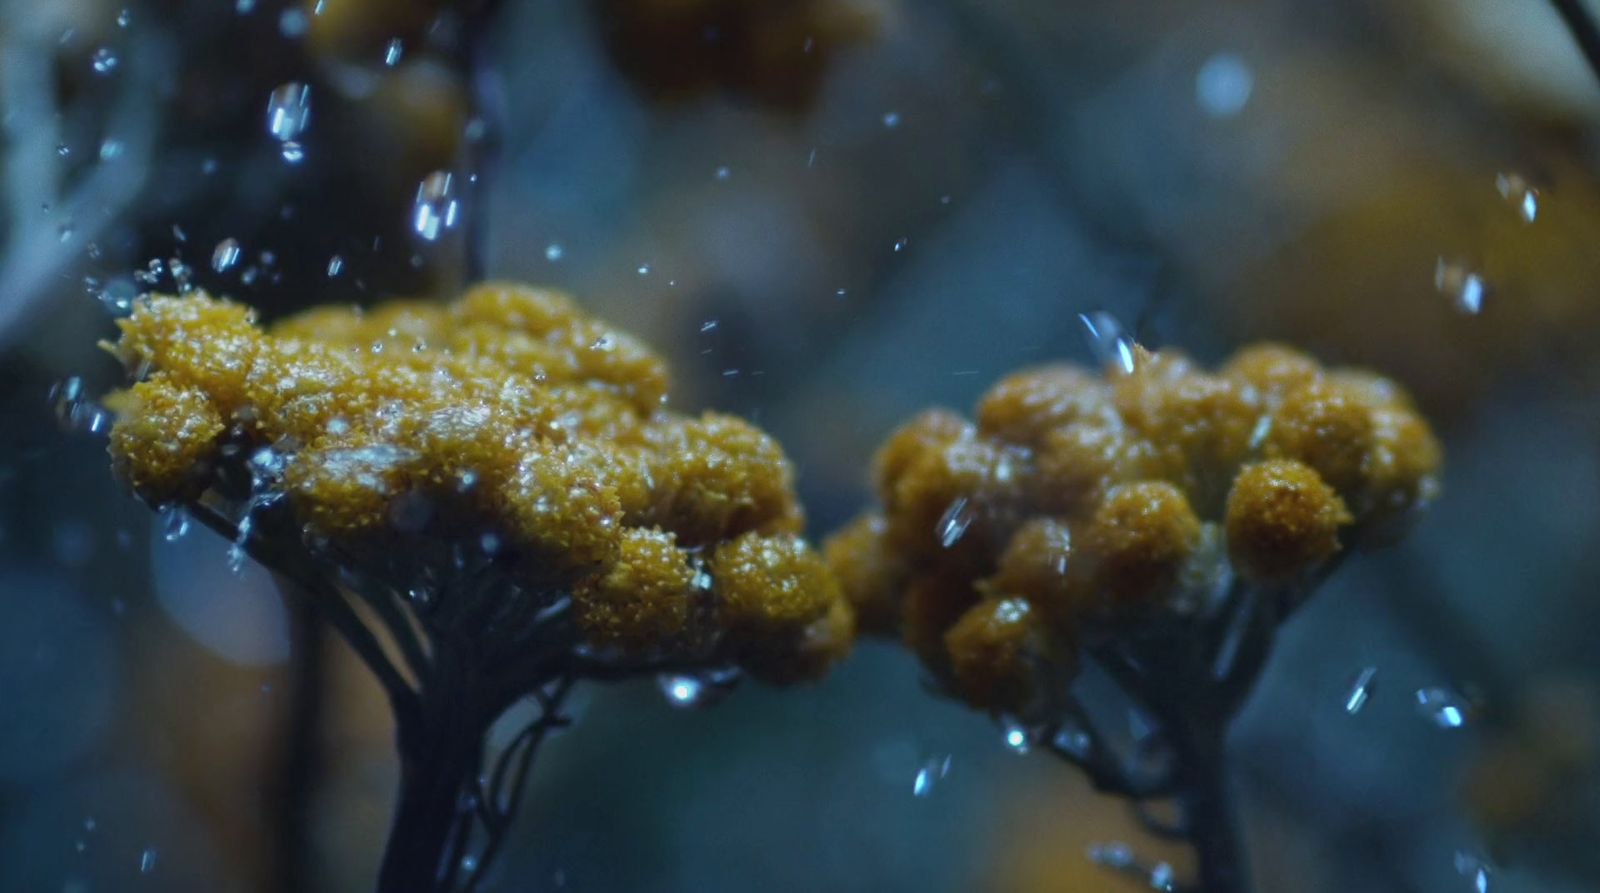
[1078,310,1137,375]
[383,38,404,66]
[1454,852,1492,893]
[1196,53,1253,118]
[892,237,908,252]
[1434,258,1486,315]
[280,141,305,163]
[700,319,719,333]
[56,143,71,157]
[1495,173,1538,224]
[279,8,308,37]
[212,238,242,272]
[1051,721,1092,758]
[936,497,973,548]
[882,111,901,127]
[51,377,110,433]
[1344,666,1378,714]
[411,171,459,241]
[265,82,312,143]
[326,254,344,277]
[91,47,118,74]
[99,139,124,161]
[226,542,247,575]
[1087,841,1133,868]
[1415,687,1473,729]
[117,8,131,27]
[714,165,731,180]
[544,243,564,261]
[1002,722,1031,754]
[96,279,136,317]
[911,754,951,797]
[636,263,651,276]
[656,668,740,709]
[161,506,190,542]
[139,848,157,873]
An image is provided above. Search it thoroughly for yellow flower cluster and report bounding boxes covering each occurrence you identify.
[105,284,851,681]
[824,343,1441,716]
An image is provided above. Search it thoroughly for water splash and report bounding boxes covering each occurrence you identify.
[1344,666,1378,714]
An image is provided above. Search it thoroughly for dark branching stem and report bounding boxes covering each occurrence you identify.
[1042,581,1286,893]
[1550,0,1600,87]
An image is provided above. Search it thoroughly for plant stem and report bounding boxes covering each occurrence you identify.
[266,597,328,893]
[1174,723,1250,893]
[376,682,490,893]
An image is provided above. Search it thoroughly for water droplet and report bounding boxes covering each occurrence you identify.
[1344,666,1378,714]
[99,139,124,161]
[1435,258,1486,315]
[265,82,312,143]
[280,141,305,163]
[460,854,478,872]
[882,111,901,128]
[139,848,157,873]
[58,223,75,243]
[411,171,459,241]
[326,254,344,277]
[161,506,190,542]
[56,144,70,157]
[279,8,308,37]
[700,319,719,333]
[714,165,731,180]
[656,668,740,709]
[383,38,404,66]
[117,8,131,27]
[51,377,110,433]
[1415,687,1473,729]
[936,497,973,548]
[236,0,255,12]
[1002,722,1031,754]
[1050,721,1091,758]
[911,754,951,797]
[1077,310,1137,375]
[636,263,651,276]
[1495,173,1538,224]
[1196,53,1253,118]
[1454,851,1491,892]
[1087,841,1133,867]
[95,277,137,316]
[84,818,96,832]
[226,542,247,575]
[544,243,564,261]
[212,238,242,272]
[892,237,908,252]
[91,48,118,74]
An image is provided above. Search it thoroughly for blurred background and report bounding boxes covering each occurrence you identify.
[2,0,1599,890]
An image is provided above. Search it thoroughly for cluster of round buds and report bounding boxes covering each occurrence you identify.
[824,342,1441,718]
[104,283,851,683]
